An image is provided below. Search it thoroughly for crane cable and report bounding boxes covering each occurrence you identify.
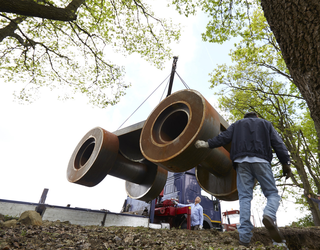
[117,74,170,130]
[117,71,190,131]
[176,71,190,89]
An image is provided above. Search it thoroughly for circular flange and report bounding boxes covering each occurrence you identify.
[67,127,119,187]
[140,89,221,172]
[126,164,168,201]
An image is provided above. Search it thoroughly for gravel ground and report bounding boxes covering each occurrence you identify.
[1,220,320,250]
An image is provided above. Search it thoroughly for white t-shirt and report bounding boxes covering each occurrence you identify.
[234,156,269,163]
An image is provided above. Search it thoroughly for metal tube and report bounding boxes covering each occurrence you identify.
[67,126,168,201]
[109,154,148,184]
[140,89,237,200]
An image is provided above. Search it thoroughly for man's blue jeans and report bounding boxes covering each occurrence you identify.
[236,162,280,244]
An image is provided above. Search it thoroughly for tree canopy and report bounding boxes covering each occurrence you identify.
[0,0,180,107]
[170,0,320,163]
[209,8,320,225]
[169,0,320,224]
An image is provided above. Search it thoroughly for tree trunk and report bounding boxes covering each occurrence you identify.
[294,159,320,226]
[261,0,320,141]
[282,127,320,225]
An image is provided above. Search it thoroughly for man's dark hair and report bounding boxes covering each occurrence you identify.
[244,112,258,118]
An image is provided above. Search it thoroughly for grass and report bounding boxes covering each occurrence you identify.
[3,215,19,221]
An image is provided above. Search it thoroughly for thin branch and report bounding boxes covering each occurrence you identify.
[257,61,293,82]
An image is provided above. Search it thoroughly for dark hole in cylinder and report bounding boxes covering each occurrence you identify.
[74,137,95,169]
[160,110,188,142]
[153,103,190,144]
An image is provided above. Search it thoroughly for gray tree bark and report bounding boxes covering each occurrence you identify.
[261,0,320,225]
[261,0,320,142]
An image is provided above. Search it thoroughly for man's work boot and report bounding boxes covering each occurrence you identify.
[239,240,250,248]
[262,215,284,243]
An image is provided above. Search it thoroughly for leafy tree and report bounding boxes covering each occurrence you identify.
[0,0,180,107]
[170,0,320,167]
[291,213,314,228]
[209,9,320,225]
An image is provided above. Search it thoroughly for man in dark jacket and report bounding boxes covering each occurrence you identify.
[308,194,320,210]
[195,112,291,247]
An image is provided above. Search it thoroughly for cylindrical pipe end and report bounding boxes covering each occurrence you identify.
[67,127,119,187]
[126,164,168,201]
[140,89,221,172]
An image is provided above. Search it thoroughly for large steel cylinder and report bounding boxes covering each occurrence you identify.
[67,89,238,201]
[67,127,119,187]
[140,89,238,201]
[67,126,168,201]
[196,166,238,201]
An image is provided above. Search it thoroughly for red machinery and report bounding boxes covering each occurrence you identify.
[222,210,255,231]
[154,199,191,230]
[222,210,240,231]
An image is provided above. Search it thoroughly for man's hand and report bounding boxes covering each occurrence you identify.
[282,163,292,179]
[195,140,209,149]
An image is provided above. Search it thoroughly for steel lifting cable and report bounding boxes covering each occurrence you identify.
[176,71,190,89]
[117,74,171,130]
[117,71,191,130]
[160,71,190,101]
[159,78,170,103]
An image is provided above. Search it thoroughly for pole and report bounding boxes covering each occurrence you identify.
[187,206,191,230]
[149,199,156,223]
[35,188,49,216]
[166,56,178,97]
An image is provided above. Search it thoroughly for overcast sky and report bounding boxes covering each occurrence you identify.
[0,3,304,227]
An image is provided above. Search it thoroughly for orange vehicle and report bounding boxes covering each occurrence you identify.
[222,210,255,231]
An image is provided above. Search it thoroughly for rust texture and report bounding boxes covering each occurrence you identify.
[67,90,237,201]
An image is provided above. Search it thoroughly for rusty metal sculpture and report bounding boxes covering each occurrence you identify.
[67,89,238,202]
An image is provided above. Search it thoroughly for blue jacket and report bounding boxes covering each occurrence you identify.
[207,116,290,165]
[177,203,203,227]
[310,197,320,210]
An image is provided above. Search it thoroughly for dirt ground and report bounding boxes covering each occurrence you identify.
[1,220,320,250]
